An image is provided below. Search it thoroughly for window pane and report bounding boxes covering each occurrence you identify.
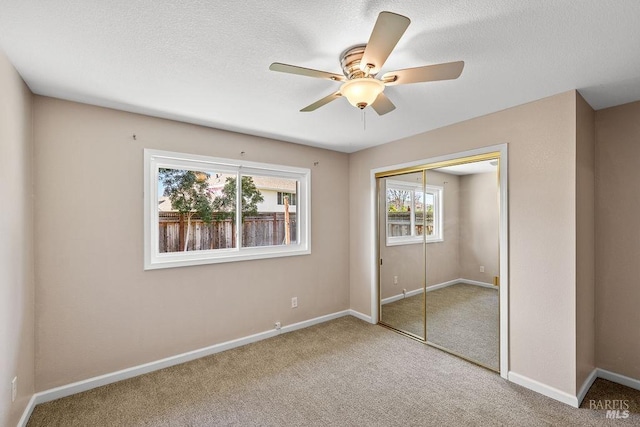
[147,149,311,269]
[241,175,298,247]
[387,187,411,237]
[415,190,424,236]
[277,192,297,205]
[425,192,435,236]
[158,168,236,252]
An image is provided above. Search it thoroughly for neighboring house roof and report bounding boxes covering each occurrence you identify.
[250,176,296,192]
[206,174,296,193]
[158,196,174,212]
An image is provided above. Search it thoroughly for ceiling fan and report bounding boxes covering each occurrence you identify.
[269,11,464,115]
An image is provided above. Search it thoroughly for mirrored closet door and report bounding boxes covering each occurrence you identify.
[377,154,501,371]
[378,171,426,340]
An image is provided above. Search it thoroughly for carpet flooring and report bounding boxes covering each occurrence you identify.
[381,283,499,369]
[27,316,639,426]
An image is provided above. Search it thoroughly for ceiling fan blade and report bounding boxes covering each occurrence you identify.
[371,92,396,115]
[300,91,342,112]
[360,11,411,74]
[381,61,464,86]
[269,62,346,82]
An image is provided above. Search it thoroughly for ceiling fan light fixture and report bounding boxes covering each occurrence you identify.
[340,78,384,109]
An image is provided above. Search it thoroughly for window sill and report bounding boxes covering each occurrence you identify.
[386,237,443,247]
[145,244,311,270]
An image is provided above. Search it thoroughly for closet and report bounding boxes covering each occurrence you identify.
[377,153,503,371]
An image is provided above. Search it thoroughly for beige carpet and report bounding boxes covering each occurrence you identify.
[381,283,499,369]
[380,291,425,338]
[28,316,639,426]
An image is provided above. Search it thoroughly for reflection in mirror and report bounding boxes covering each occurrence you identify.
[425,160,499,370]
[378,172,425,339]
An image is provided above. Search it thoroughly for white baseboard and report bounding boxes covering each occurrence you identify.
[17,394,37,427]
[597,368,640,392]
[508,371,579,407]
[348,309,373,324]
[381,278,496,305]
[577,368,598,406]
[509,368,640,409]
[19,308,639,425]
[425,279,461,292]
[32,331,275,405]
[458,278,497,289]
[26,310,353,412]
[381,287,424,305]
[280,310,350,334]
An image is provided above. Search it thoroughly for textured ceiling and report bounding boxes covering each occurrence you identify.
[1,1,639,153]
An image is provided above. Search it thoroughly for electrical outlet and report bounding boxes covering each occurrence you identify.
[393,276,398,285]
[11,377,17,402]
[291,297,298,308]
[274,321,281,330]
[480,265,485,273]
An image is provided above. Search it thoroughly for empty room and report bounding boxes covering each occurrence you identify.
[1,1,639,426]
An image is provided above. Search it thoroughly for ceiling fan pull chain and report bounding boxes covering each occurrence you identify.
[362,109,366,131]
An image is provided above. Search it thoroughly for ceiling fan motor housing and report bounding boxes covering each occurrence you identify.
[340,44,372,79]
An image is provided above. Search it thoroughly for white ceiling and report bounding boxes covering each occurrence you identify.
[1,1,639,153]
[436,160,497,176]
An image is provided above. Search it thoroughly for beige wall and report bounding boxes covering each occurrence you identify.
[458,172,499,283]
[350,91,580,394]
[33,97,350,390]
[425,171,461,286]
[595,100,640,381]
[0,50,34,426]
[575,93,596,390]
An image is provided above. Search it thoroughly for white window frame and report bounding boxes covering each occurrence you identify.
[144,149,311,270]
[385,179,443,246]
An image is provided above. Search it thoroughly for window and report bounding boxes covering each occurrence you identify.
[144,149,310,269]
[385,179,442,246]
[277,192,296,206]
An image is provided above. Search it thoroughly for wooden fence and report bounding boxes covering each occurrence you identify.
[387,212,433,236]
[159,212,297,252]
